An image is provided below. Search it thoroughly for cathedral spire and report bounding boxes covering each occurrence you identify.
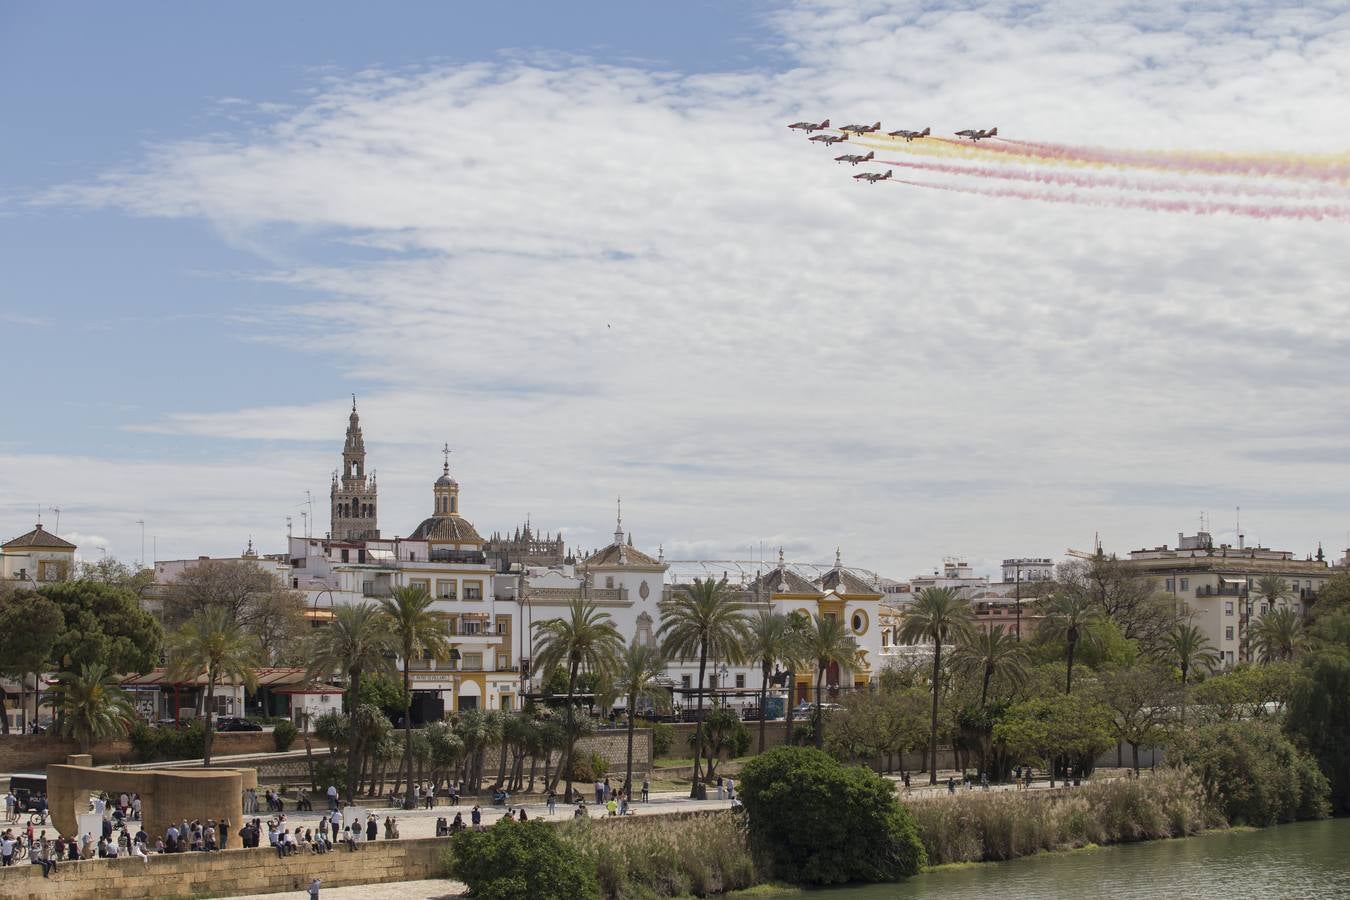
[331,397,378,541]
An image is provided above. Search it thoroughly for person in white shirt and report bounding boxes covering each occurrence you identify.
[326,784,338,810]
[1,834,17,866]
[3,792,15,823]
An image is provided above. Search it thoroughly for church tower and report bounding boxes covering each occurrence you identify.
[330,396,379,541]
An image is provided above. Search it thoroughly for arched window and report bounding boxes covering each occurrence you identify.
[450,496,457,514]
[635,612,654,648]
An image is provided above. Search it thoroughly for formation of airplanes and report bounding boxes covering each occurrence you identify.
[834,150,874,165]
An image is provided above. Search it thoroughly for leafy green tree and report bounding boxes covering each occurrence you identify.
[799,613,858,748]
[993,693,1113,786]
[1038,591,1104,694]
[745,609,791,753]
[0,592,63,733]
[305,601,395,801]
[1160,622,1219,724]
[898,586,973,783]
[39,580,162,676]
[1191,662,1294,722]
[77,557,154,596]
[951,625,1029,708]
[739,745,926,884]
[379,585,452,808]
[532,599,623,802]
[1252,606,1304,663]
[1285,609,1350,813]
[42,662,138,754]
[1311,571,1350,620]
[657,577,751,797]
[448,818,599,900]
[613,640,667,794]
[1102,663,1179,772]
[165,606,262,766]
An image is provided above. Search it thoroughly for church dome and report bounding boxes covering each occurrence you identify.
[435,473,458,487]
[409,515,483,544]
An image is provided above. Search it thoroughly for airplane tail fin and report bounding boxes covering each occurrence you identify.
[884,169,892,178]
[989,127,998,136]
[921,127,930,136]
[873,121,881,129]
[865,151,874,160]
[820,119,829,128]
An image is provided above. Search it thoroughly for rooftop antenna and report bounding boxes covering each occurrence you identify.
[48,506,61,535]
[286,516,293,542]
[301,510,309,539]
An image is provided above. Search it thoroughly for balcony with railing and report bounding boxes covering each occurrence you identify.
[362,580,394,598]
[1194,584,1246,598]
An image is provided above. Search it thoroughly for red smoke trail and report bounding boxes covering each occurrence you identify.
[935,137,1350,182]
[876,157,1333,200]
[890,177,1350,221]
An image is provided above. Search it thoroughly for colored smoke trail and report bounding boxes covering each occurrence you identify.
[933,137,1350,183]
[890,177,1350,221]
[873,157,1338,201]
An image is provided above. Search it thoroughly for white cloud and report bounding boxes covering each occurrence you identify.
[25,0,1350,576]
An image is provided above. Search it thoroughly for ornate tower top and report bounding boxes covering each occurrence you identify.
[331,397,379,541]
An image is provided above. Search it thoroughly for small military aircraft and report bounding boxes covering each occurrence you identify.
[955,127,998,141]
[809,133,849,145]
[840,121,882,134]
[834,150,875,165]
[787,118,830,133]
[886,127,930,141]
[853,169,893,183]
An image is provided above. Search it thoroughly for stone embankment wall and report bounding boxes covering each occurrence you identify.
[0,837,446,900]
[0,731,275,772]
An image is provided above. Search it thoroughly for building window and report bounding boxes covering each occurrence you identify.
[437,579,456,599]
[496,655,509,671]
[461,652,482,671]
[851,611,868,634]
[464,581,483,601]
[341,549,349,563]
[1165,578,1174,592]
[462,620,480,635]
[1179,578,1189,591]
[681,675,692,689]
[1225,626,1234,640]
[496,618,509,635]
[410,579,430,595]
[735,673,746,689]
[1225,651,1234,665]
[1224,601,1234,615]
[606,576,615,589]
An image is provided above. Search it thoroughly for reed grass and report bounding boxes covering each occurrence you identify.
[559,813,759,899]
[907,769,1224,866]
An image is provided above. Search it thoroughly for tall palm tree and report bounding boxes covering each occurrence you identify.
[1251,575,1292,662]
[1159,622,1219,726]
[801,613,858,748]
[780,611,811,747]
[1252,606,1304,663]
[42,662,137,754]
[951,625,1029,708]
[1038,591,1103,694]
[306,601,395,801]
[745,609,791,753]
[165,606,261,766]
[898,586,973,784]
[379,585,453,808]
[657,577,751,798]
[614,640,668,797]
[532,598,623,802]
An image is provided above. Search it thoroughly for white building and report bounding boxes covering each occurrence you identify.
[2,523,76,584]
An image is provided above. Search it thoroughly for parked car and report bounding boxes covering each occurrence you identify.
[215,717,263,732]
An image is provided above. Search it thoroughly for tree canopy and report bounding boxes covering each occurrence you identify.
[39,580,162,676]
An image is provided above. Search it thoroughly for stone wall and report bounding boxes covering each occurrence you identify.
[0,731,275,772]
[0,836,447,900]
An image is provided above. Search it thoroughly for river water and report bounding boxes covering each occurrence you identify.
[812,818,1350,900]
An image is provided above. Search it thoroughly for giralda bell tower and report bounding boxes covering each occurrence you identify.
[330,396,379,541]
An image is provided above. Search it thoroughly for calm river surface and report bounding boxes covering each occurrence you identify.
[811,818,1350,900]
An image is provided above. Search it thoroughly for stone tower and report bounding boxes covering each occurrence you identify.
[330,396,379,541]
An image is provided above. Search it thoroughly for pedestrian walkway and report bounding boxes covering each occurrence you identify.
[222,879,465,900]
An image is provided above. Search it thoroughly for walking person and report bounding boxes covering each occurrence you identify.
[641,777,650,803]
[308,877,321,900]
[546,790,556,817]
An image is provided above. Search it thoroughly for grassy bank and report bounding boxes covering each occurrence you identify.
[907,769,1224,865]
[559,814,759,899]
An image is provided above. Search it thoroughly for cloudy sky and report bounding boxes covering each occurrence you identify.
[4,1,1349,578]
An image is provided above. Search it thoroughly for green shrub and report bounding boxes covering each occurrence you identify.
[1170,721,1330,826]
[571,755,596,784]
[739,745,926,885]
[688,708,752,760]
[130,720,207,762]
[650,721,674,758]
[313,759,346,793]
[589,751,609,779]
[445,819,599,900]
[272,719,298,752]
[560,814,757,899]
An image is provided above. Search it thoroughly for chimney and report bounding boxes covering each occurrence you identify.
[1238,534,1245,550]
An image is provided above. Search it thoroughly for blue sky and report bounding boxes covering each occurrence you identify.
[4,1,1349,574]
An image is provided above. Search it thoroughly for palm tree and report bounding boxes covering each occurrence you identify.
[1251,575,1293,661]
[42,662,137,754]
[379,585,453,808]
[306,602,396,801]
[657,577,752,798]
[780,611,811,747]
[744,610,791,754]
[165,606,261,766]
[1038,592,1103,694]
[800,613,858,748]
[532,598,624,802]
[1160,622,1219,726]
[1252,606,1304,663]
[614,640,668,797]
[951,625,1030,708]
[898,586,973,784]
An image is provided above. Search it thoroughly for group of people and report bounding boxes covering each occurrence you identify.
[1,828,63,877]
[3,790,50,824]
